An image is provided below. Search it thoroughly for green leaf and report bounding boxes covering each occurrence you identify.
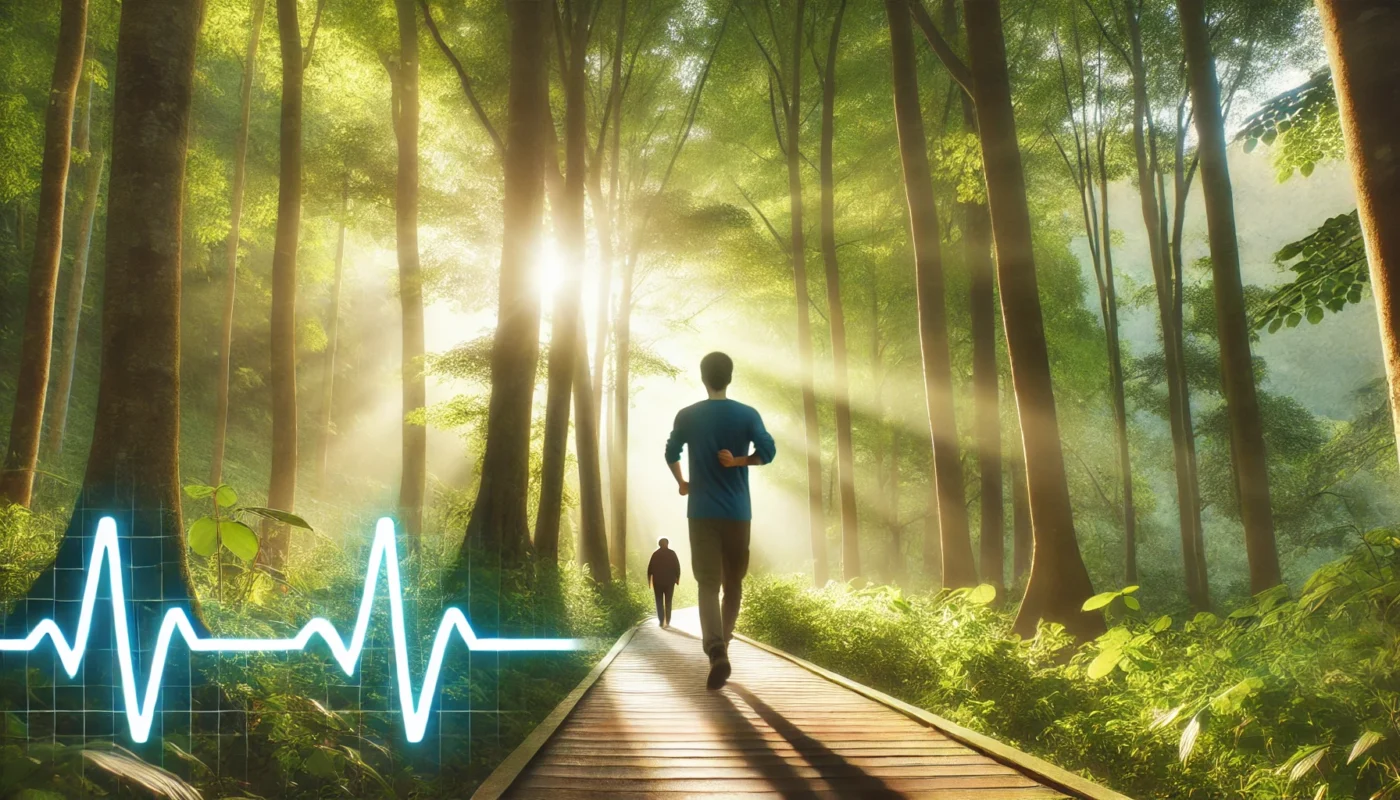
[242,507,313,530]
[220,521,259,561]
[1179,712,1204,763]
[1150,615,1172,633]
[183,484,215,499]
[214,484,237,508]
[1306,306,1325,324]
[1082,591,1119,611]
[967,584,997,606]
[1300,161,1315,177]
[1286,312,1302,328]
[1123,595,1141,611]
[1349,731,1384,764]
[1086,646,1122,679]
[1243,137,1257,153]
[1121,585,1140,595]
[188,517,218,557]
[304,747,339,779]
[1286,745,1328,784]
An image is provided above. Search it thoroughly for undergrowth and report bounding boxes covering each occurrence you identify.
[739,528,1400,800]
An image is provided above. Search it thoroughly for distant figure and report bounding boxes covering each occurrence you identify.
[664,351,776,690]
[647,538,681,628]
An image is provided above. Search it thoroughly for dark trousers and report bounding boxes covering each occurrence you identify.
[653,584,675,626]
[688,518,751,657]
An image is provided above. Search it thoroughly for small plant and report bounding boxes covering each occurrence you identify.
[183,483,312,601]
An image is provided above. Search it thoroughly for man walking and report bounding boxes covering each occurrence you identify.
[664,352,776,689]
[647,537,681,628]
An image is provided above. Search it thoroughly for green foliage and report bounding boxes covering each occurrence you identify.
[741,534,1400,799]
[1256,211,1368,334]
[1237,71,1345,182]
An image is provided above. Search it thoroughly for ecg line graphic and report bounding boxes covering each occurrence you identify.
[0,517,585,743]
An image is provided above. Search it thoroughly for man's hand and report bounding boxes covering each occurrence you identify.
[718,449,745,468]
[678,480,690,496]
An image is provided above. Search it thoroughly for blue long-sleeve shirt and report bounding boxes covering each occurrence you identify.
[665,398,777,520]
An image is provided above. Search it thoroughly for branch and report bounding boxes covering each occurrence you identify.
[910,0,973,98]
[302,0,330,70]
[734,181,788,252]
[419,0,504,156]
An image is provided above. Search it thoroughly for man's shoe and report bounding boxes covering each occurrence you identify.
[707,650,731,690]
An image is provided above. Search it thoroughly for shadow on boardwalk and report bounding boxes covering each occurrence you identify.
[500,607,1064,799]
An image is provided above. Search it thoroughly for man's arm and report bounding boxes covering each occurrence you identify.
[665,413,690,495]
[718,409,777,468]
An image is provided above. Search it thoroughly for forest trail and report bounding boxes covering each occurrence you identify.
[474,608,1130,799]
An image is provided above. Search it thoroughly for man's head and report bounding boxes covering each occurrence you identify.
[657,537,670,550]
[700,351,733,393]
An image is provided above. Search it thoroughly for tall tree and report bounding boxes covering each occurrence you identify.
[1178,0,1281,594]
[1121,1,1208,609]
[25,0,206,629]
[315,176,348,493]
[261,0,306,566]
[44,80,106,457]
[593,0,627,577]
[390,0,427,545]
[462,0,549,561]
[0,0,88,506]
[817,0,858,587]
[943,0,1004,594]
[885,0,975,589]
[1049,16,1136,584]
[1315,1,1400,470]
[211,0,266,487]
[961,0,1100,638]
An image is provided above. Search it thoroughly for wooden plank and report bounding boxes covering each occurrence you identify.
[470,625,639,800]
[733,631,1135,800]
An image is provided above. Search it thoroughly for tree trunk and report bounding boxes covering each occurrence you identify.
[1010,454,1030,583]
[1316,1,1400,471]
[887,426,901,581]
[611,249,634,574]
[1178,0,1281,594]
[24,0,206,633]
[44,144,104,458]
[211,0,265,488]
[1125,4,1207,608]
[463,0,548,562]
[573,316,609,582]
[776,0,829,582]
[315,176,347,493]
[962,0,1100,639]
[0,0,87,507]
[966,199,1003,592]
[591,0,625,423]
[262,0,303,567]
[535,0,597,566]
[817,0,859,589]
[1097,161,1136,585]
[392,0,427,545]
[885,0,975,589]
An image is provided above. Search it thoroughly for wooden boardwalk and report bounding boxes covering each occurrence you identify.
[474,608,1131,799]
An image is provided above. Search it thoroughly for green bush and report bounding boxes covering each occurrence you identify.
[739,530,1400,800]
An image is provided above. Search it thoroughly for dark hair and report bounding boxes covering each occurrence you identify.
[700,351,733,391]
[657,537,669,547]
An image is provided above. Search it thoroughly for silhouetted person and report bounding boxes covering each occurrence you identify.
[647,537,681,628]
[665,351,776,689]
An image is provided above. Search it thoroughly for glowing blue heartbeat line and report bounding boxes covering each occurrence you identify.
[0,517,585,743]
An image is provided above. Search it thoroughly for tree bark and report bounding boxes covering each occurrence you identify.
[211,0,265,488]
[1010,454,1030,583]
[775,0,830,581]
[0,0,87,506]
[392,0,427,545]
[962,0,1100,639]
[1178,0,1281,594]
[315,176,347,493]
[262,0,304,567]
[44,142,105,458]
[1316,1,1400,471]
[818,0,859,589]
[463,0,548,561]
[24,0,206,632]
[1125,4,1207,608]
[885,0,975,589]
